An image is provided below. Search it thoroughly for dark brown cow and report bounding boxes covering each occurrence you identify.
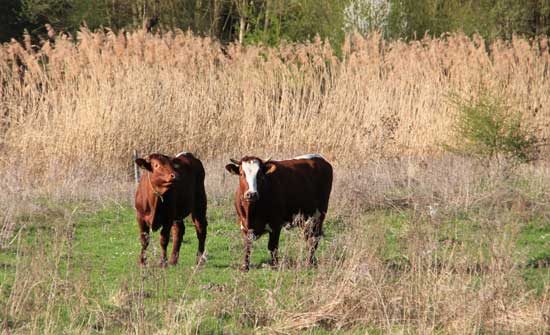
[225,154,333,271]
[135,152,207,267]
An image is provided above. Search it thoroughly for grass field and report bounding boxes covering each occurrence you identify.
[1,158,550,334]
[0,200,348,334]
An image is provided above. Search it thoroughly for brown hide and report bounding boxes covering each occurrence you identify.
[135,153,208,267]
[226,155,333,271]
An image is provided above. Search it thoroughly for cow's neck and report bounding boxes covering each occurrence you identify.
[149,190,173,228]
[148,173,165,203]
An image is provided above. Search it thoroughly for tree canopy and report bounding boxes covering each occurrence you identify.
[2,0,550,45]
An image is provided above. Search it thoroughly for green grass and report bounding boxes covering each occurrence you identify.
[0,202,343,333]
[1,200,549,333]
[518,217,550,294]
[360,208,550,291]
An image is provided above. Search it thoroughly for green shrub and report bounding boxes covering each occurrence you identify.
[447,92,538,164]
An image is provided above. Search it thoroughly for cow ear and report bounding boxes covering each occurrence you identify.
[225,163,240,175]
[135,158,152,171]
[264,162,277,175]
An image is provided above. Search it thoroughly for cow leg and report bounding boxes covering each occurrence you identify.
[169,220,185,265]
[191,215,207,265]
[192,180,208,265]
[192,210,208,266]
[241,229,252,272]
[305,211,325,267]
[268,225,282,267]
[159,225,171,268]
[306,235,321,266]
[138,219,150,266]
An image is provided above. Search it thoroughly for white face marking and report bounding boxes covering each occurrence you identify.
[175,151,188,157]
[242,160,261,194]
[294,154,323,160]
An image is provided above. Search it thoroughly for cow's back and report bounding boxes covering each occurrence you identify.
[270,156,333,219]
[171,153,205,213]
[174,152,205,183]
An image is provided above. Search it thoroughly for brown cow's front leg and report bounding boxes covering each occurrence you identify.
[241,230,252,272]
[169,220,185,265]
[268,225,281,267]
[138,219,150,266]
[159,225,171,268]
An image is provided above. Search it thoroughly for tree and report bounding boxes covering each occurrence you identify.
[18,0,73,37]
[0,0,25,42]
[344,0,391,34]
[381,0,550,41]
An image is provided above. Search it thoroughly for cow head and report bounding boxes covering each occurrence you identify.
[226,156,277,238]
[135,154,180,194]
[225,156,277,203]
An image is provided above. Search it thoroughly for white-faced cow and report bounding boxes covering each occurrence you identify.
[225,154,333,271]
[135,152,207,267]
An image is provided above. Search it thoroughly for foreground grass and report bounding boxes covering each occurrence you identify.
[1,193,549,334]
[0,201,343,333]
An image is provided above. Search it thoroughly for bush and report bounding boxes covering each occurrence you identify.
[447,92,538,164]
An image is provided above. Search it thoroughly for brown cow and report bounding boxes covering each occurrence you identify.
[225,154,333,271]
[135,152,207,267]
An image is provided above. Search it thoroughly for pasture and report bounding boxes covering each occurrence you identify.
[1,29,550,333]
[1,158,550,334]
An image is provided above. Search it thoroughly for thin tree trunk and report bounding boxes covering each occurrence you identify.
[210,0,221,38]
[236,0,246,44]
[239,14,245,44]
[132,1,140,28]
[264,0,269,33]
[194,0,203,32]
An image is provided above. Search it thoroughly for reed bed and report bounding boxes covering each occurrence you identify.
[1,29,550,177]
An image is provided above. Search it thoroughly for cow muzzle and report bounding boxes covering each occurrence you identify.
[164,173,180,186]
[244,191,259,202]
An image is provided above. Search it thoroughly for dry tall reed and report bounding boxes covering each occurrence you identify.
[1,29,549,179]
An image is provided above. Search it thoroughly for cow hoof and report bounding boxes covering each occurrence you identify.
[159,260,168,268]
[168,260,178,266]
[269,260,279,269]
[196,254,207,266]
[240,264,250,272]
[305,259,318,268]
